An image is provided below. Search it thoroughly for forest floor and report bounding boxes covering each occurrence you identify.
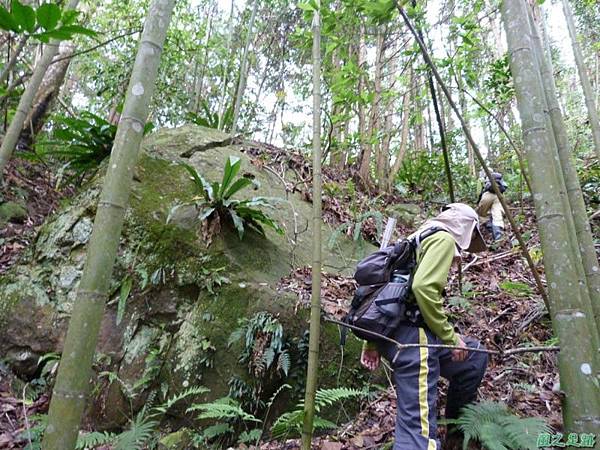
[0,139,587,449]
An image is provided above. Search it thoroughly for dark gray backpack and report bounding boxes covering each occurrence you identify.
[342,227,441,343]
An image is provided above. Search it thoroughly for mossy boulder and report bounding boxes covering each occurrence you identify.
[0,125,372,429]
[386,202,422,227]
[0,200,28,225]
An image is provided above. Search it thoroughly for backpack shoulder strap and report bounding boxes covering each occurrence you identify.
[411,226,443,249]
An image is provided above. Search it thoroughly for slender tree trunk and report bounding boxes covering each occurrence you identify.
[0,0,80,181]
[231,0,259,135]
[41,1,175,448]
[301,7,322,449]
[218,0,235,131]
[329,48,343,168]
[533,7,600,330]
[19,43,75,148]
[0,34,28,86]
[562,0,600,160]
[500,0,600,431]
[370,27,386,187]
[357,23,370,184]
[192,5,214,114]
[387,80,412,191]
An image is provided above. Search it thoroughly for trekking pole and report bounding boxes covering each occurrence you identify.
[380,217,397,249]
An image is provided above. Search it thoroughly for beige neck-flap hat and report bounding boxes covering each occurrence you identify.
[415,203,487,253]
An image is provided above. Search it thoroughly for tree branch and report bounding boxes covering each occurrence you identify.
[324,317,560,360]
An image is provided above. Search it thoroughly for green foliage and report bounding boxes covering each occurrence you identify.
[229,312,289,379]
[172,157,283,239]
[0,0,95,41]
[186,101,233,130]
[75,431,116,449]
[37,111,116,181]
[270,387,364,439]
[449,401,551,450]
[112,410,158,450]
[328,210,383,254]
[499,281,533,297]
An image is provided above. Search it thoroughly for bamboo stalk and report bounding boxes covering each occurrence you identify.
[301,6,322,449]
[42,1,175,448]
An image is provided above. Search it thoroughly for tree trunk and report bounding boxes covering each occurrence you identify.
[218,0,235,131]
[562,0,600,160]
[0,0,80,181]
[370,27,386,187]
[192,4,215,114]
[501,0,600,432]
[19,43,75,149]
[532,6,600,330]
[387,71,413,191]
[0,34,28,86]
[231,0,259,135]
[41,1,175,448]
[357,23,370,184]
[301,7,322,449]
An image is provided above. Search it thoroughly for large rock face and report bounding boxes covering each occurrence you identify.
[0,125,370,428]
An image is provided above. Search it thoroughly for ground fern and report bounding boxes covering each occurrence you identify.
[453,401,551,450]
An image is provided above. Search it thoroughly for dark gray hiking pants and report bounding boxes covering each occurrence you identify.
[378,325,488,450]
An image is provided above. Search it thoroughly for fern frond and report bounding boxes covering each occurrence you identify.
[199,422,233,441]
[187,397,261,423]
[114,412,158,450]
[276,351,290,376]
[76,431,116,449]
[455,401,551,450]
[152,386,209,414]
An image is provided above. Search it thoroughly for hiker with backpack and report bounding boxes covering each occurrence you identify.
[476,171,508,241]
[358,203,489,450]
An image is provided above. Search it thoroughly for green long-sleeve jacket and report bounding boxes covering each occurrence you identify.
[363,231,458,351]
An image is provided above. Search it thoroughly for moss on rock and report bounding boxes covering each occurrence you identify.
[0,125,374,428]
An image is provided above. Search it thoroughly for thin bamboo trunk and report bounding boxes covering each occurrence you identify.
[562,0,600,160]
[533,7,600,330]
[0,34,28,86]
[500,0,600,431]
[41,1,175,448]
[0,0,80,182]
[301,7,322,449]
[231,0,259,135]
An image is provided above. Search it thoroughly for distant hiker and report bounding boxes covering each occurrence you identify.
[360,203,488,450]
[476,171,508,241]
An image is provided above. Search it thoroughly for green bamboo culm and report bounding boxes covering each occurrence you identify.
[500,0,600,433]
[524,7,600,352]
[41,1,176,449]
[0,0,80,183]
[531,6,600,333]
[561,0,600,161]
[301,5,322,449]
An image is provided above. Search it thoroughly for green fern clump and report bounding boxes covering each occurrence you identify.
[452,401,551,450]
[270,387,364,440]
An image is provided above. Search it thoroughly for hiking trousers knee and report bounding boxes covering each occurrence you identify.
[378,325,488,450]
[477,191,504,229]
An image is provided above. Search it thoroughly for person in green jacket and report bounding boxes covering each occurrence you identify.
[360,203,488,450]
